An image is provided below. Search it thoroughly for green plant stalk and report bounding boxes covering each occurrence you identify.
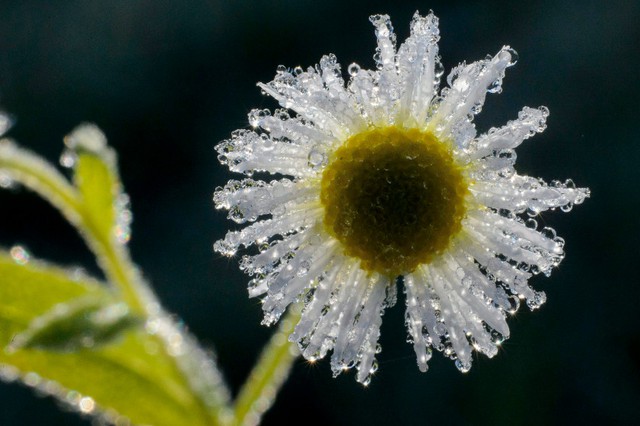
[230,305,302,426]
[1,142,302,425]
[0,142,226,424]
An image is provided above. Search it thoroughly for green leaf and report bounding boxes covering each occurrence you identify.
[8,295,141,352]
[76,152,119,234]
[0,253,212,426]
[66,124,122,242]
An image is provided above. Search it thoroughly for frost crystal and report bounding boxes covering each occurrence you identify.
[214,11,589,384]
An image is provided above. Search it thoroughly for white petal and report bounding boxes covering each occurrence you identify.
[429,46,517,140]
[368,14,401,125]
[465,209,564,277]
[261,237,338,324]
[331,274,389,384]
[450,239,533,305]
[249,108,336,148]
[471,174,590,215]
[215,206,321,258]
[396,11,441,127]
[216,129,315,177]
[243,232,309,295]
[258,61,365,140]
[422,263,474,371]
[404,271,438,372]
[300,262,360,361]
[465,106,549,161]
[213,178,317,223]
[347,69,387,126]
[292,259,347,345]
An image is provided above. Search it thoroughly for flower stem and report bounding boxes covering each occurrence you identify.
[230,305,302,426]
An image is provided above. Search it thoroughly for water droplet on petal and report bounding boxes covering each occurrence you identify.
[307,147,327,169]
[507,295,521,314]
[455,359,471,373]
[504,46,519,66]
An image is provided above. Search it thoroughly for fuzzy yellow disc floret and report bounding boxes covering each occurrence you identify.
[320,127,468,277]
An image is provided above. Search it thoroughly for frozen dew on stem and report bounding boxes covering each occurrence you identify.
[214,11,589,383]
[115,193,133,244]
[9,245,31,265]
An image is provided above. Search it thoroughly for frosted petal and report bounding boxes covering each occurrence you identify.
[404,272,438,372]
[466,106,549,161]
[347,69,386,126]
[451,240,535,303]
[214,206,321,258]
[331,274,389,384]
[213,178,317,223]
[249,108,335,148]
[216,130,314,177]
[368,14,400,125]
[465,209,564,277]
[430,47,517,140]
[258,61,365,140]
[261,237,338,324]
[471,175,590,215]
[292,259,347,344]
[241,232,309,297]
[396,11,441,127]
[422,264,474,371]
[301,263,360,361]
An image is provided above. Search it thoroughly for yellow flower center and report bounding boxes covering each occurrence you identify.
[320,127,468,277]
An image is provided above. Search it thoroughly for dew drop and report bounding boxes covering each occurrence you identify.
[434,60,445,78]
[0,171,15,189]
[10,245,30,265]
[487,78,503,94]
[297,260,311,277]
[455,359,471,373]
[59,150,77,168]
[115,193,132,244]
[213,240,237,257]
[307,147,327,169]
[0,113,14,136]
[504,47,519,66]
[560,203,574,212]
[24,372,41,387]
[0,365,19,383]
[507,295,521,314]
[434,323,447,336]
[348,63,361,76]
[526,291,546,310]
[78,396,96,414]
[541,227,557,239]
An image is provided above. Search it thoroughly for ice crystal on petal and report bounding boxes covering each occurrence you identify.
[214,12,589,383]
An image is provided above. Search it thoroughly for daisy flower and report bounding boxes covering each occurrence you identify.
[214,11,589,384]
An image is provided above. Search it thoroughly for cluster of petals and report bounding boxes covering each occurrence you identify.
[214,11,589,384]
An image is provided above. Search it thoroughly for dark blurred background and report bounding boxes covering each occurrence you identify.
[0,0,638,424]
